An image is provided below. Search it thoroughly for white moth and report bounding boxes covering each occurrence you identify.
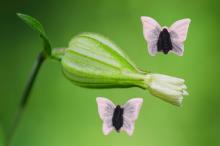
[96,97,143,136]
[141,16,191,56]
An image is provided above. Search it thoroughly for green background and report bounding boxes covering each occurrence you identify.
[0,0,220,145]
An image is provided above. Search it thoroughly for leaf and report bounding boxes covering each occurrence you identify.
[17,13,51,56]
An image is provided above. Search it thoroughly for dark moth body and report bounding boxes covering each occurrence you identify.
[157,28,173,54]
[112,105,124,132]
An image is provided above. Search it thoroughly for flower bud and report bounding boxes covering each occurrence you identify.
[55,32,188,106]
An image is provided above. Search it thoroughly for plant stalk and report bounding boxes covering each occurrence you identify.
[4,51,46,146]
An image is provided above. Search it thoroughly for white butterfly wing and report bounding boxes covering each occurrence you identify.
[171,42,184,56]
[96,97,115,135]
[169,18,191,56]
[122,98,143,136]
[102,121,113,135]
[122,118,134,136]
[141,16,161,56]
[169,18,191,42]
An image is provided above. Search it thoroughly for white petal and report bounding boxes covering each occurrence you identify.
[151,74,185,85]
[154,81,186,91]
[150,82,183,98]
[149,83,185,106]
[176,96,184,106]
[181,84,187,90]
[183,90,189,96]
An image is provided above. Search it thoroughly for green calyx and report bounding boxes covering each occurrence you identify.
[57,32,148,89]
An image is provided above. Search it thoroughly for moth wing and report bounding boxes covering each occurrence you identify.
[96,97,115,135]
[171,41,184,56]
[123,98,143,121]
[141,16,161,56]
[102,120,113,135]
[121,118,135,136]
[169,18,191,42]
[122,98,143,136]
[169,19,190,56]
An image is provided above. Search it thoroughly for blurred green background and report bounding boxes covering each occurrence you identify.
[0,0,220,146]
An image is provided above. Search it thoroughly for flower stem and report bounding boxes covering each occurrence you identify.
[51,48,66,61]
[4,51,46,146]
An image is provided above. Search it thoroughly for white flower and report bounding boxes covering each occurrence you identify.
[144,73,188,106]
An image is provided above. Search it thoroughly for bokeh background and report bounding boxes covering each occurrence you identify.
[1,0,220,146]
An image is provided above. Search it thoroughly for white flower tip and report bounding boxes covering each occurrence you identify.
[176,96,183,106]
[183,90,189,96]
[181,84,187,89]
[145,73,188,106]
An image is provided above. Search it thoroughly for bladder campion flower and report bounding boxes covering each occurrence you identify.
[53,32,188,106]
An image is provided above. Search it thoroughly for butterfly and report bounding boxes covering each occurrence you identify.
[96,97,143,136]
[141,16,191,56]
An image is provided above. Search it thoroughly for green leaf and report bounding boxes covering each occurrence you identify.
[17,13,51,56]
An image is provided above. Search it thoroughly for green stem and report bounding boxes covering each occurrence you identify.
[4,51,46,146]
[51,48,66,61]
